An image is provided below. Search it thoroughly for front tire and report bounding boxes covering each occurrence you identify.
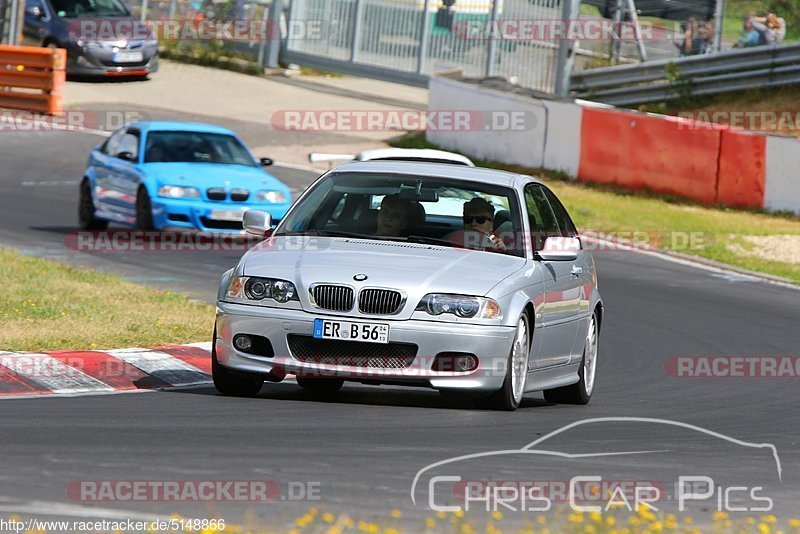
[477,313,531,411]
[78,180,108,230]
[135,187,155,230]
[544,310,599,405]
[212,331,264,397]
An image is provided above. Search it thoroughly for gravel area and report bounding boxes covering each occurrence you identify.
[726,235,800,265]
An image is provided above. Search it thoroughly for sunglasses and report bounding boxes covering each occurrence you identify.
[464,215,491,224]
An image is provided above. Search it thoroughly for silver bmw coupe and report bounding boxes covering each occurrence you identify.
[213,161,603,410]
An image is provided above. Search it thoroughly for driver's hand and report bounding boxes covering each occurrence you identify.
[487,232,507,251]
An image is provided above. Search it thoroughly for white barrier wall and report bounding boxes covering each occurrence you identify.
[765,136,800,215]
[542,99,583,177]
[428,77,548,169]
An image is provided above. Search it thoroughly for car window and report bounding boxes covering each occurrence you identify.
[143,131,256,166]
[49,0,129,18]
[524,183,560,251]
[102,128,126,156]
[277,172,525,257]
[541,186,578,238]
[115,131,140,160]
[25,0,46,13]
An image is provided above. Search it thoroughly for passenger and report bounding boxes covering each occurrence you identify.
[734,17,761,48]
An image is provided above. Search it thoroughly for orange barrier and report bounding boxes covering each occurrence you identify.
[579,108,724,205]
[0,45,66,115]
[716,130,766,209]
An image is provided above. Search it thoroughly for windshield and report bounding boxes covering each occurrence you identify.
[51,0,129,17]
[276,172,525,256]
[143,131,257,166]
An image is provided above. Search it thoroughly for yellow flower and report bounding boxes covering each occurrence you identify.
[327,528,341,534]
[459,524,473,534]
[358,521,370,532]
[367,524,379,534]
[589,512,603,523]
[789,519,800,528]
[383,529,399,534]
[683,517,695,524]
[762,515,778,524]
[712,511,729,521]
[454,509,465,519]
[536,516,546,525]
[491,511,503,521]
[758,523,771,534]
[436,512,447,519]
[390,509,402,519]
[568,513,584,524]
[308,507,319,516]
[605,516,616,527]
[425,518,436,528]
[322,512,335,523]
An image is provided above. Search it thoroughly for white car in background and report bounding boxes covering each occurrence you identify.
[309,148,475,167]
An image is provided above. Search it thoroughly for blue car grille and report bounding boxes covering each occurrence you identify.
[205,188,250,202]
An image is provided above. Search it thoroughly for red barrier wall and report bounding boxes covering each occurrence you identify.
[579,108,724,204]
[716,130,766,208]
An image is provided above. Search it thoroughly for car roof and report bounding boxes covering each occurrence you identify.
[356,148,475,167]
[127,121,237,136]
[330,160,538,188]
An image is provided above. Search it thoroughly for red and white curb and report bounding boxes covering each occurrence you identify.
[0,342,213,398]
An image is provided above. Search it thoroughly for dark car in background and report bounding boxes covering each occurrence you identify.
[582,0,716,22]
[22,0,159,77]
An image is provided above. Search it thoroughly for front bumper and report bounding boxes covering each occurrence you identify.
[215,301,517,392]
[152,198,291,234]
[67,43,159,76]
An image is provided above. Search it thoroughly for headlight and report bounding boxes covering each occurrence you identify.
[158,185,200,199]
[226,276,298,303]
[255,190,286,203]
[416,294,502,320]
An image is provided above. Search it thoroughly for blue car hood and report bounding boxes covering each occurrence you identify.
[142,163,288,192]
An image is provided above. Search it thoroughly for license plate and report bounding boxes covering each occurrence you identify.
[113,51,143,63]
[313,318,389,344]
[209,209,244,222]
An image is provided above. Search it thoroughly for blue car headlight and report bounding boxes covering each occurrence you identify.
[158,185,201,199]
[255,190,286,203]
[416,294,502,320]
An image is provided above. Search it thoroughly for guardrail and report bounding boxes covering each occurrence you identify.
[0,45,66,114]
[570,43,800,106]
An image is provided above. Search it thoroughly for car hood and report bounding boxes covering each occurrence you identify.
[241,236,526,319]
[142,163,288,192]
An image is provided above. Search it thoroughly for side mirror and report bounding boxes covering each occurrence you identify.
[536,236,580,261]
[260,157,273,167]
[116,151,136,162]
[243,210,272,236]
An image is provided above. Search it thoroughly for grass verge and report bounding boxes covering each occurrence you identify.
[0,248,214,352]
[390,132,800,283]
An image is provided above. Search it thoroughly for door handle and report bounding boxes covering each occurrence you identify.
[571,265,583,277]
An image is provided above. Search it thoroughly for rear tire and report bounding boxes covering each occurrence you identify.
[543,310,599,405]
[78,180,108,230]
[211,330,264,397]
[135,187,155,230]
[296,377,344,394]
[476,313,531,411]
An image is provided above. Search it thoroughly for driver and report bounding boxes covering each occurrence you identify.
[461,197,506,251]
[376,194,412,237]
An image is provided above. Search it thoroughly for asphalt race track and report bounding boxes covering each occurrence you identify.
[1,124,799,525]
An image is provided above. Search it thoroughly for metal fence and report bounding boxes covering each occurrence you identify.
[570,42,800,105]
[127,0,276,63]
[283,0,568,93]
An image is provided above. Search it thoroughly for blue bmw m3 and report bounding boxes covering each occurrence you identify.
[78,121,292,232]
